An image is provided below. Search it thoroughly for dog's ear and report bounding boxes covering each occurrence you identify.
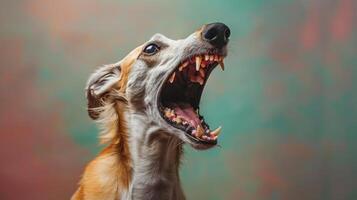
[85,63,122,119]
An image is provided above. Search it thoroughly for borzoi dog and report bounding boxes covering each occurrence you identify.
[72,22,230,200]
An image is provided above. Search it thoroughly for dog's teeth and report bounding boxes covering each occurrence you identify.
[205,55,209,61]
[164,108,172,118]
[195,56,202,71]
[219,60,225,71]
[214,55,219,61]
[210,126,222,137]
[169,72,176,83]
[179,61,188,71]
[218,56,223,61]
[169,111,175,119]
[209,55,214,61]
[196,125,204,138]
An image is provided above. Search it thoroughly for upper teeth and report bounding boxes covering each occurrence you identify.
[209,55,214,61]
[169,72,176,83]
[195,56,202,71]
[205,55,209,61]
[179,61,188,71]
[169,54,225,85]
[219,60,224,71]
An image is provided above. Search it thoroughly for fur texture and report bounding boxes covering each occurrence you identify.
[72,24,228,200]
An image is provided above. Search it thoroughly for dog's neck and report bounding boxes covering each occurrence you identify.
[125,112,186,200]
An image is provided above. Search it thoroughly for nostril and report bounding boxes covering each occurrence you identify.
[202,23,230,48]
[224,28,230,39]
[204,28,218,41]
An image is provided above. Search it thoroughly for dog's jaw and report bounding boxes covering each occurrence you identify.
[126,31,228,150]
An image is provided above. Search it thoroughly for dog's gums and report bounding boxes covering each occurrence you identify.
[159,53,224,145]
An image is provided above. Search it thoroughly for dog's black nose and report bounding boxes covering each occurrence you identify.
[202,23,230,48]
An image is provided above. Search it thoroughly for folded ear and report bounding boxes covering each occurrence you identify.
[85,63,122,119]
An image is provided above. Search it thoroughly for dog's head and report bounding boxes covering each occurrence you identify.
[86,23,230,150]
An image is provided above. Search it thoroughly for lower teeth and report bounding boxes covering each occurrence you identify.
[162,107,217,141]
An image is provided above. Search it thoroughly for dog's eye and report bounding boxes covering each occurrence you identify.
[143,44,160,55]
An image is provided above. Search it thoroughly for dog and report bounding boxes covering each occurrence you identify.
[71,22,230,200]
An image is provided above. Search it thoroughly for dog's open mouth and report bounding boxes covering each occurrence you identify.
[158,53,225,146]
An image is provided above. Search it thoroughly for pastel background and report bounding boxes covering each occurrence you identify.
[0,0,356,199]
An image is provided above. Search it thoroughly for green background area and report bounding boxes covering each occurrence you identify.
[0,0,356,199]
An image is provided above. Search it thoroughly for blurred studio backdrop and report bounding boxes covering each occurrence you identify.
[1,0,356,199]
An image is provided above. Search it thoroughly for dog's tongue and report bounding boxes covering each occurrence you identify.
[172,103,201,128]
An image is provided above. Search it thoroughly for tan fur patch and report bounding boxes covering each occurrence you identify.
[118,45,143,92]
[72,47,141,199]
[73,147,121,200]
[72,102,132,199]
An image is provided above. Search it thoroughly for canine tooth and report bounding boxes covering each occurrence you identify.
[205,55,209,61]
[196,125,204,138]
[210,126,222,136]
[169,72,176,83]
[219,60,225,71]
[195,56,202,71]
[166,108,174,118]
[214,55,219,61]
[179,61,188,71]
[209,55,214,61]
[164,109,171,117]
